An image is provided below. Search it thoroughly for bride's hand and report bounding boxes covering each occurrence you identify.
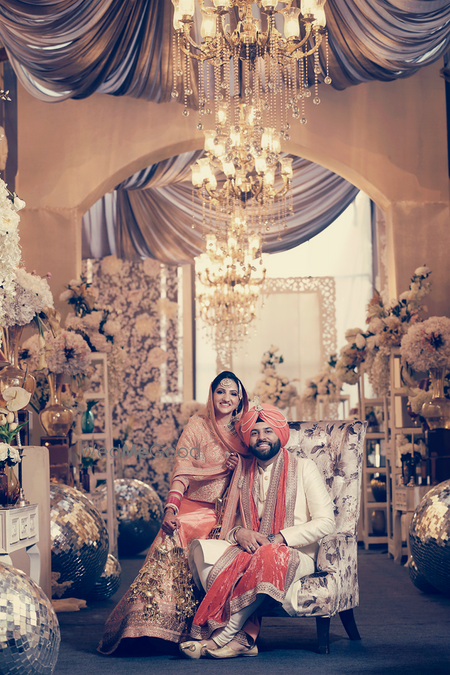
[226,452,239,471]
[162,508,180,534]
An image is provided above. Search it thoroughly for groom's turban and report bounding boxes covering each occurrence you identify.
[238,403,290,448]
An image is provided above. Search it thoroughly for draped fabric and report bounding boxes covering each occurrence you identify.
[0,0,449,102]
[81,153,359,263]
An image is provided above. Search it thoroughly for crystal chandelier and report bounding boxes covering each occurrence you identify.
[191,102,294,233]
[171,0,331,136]
[195,213,267,360]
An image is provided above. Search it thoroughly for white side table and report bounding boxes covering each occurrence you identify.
[0,504,40,584]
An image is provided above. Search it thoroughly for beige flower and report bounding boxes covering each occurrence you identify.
[101,255,124,276]
[136,313,156,336]
[147,347,168,367]
[155,422,176,446]
[144,382,161,402]
[127,289,143,305]
[157,298,178,320]
[2,387,31,411]
[143,258,161,277]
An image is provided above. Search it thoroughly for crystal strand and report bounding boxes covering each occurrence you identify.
[300,54,306,124]
[197,60,204,130]
[183,41,190,117]
[313,30,320,106]
[234,46,240,129]
[191,187,196,229]
[171,31,179,99]
[324,31,332,85]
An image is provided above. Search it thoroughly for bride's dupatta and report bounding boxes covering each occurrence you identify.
[172,379,250,539]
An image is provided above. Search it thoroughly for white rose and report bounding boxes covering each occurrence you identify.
[345,328,363,342]
[13,196,26,211]
[414,266,431,277]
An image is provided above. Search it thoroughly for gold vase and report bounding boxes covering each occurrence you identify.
[39,373,74,437]
[0,465,20,506]
[0,325,36,407]
[7,466,20,505]
[421,367,450,430]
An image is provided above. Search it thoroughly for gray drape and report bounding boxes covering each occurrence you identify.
[0,0,449,101]
[82,154,359,263]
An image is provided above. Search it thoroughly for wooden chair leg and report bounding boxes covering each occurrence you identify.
[315,616,330,654]
[339,608,361,640]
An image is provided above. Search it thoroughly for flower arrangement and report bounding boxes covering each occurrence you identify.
[253,345,298,410]
[301,360,342,404]
[334,266,432,395]
[0,443,21,469]
[0,180,23,327]
[60,274,127,403]
[400,316,450,373]
[45,330,91,377]
[0,385,31,469]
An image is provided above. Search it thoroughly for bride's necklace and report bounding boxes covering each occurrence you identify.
[222,420,235,433]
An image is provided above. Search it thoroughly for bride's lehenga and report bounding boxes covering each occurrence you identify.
[98,409,248,654]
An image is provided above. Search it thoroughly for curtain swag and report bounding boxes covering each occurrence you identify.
[0,0,449,102]
[82,152,359,263]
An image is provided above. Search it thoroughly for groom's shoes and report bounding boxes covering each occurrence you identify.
[205,644,258,659]
[179,641,211,659]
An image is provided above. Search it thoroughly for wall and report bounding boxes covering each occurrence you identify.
[16,60,449,320]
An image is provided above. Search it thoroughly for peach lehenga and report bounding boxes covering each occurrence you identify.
[98,405,249,654]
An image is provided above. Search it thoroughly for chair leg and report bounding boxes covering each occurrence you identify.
[339,608,361,641]
[315,616,330,654]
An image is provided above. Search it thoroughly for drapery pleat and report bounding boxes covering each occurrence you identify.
[82,153,359,263]
[0,0,449,101]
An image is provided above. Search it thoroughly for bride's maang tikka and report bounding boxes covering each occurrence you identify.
[219,377,242,399]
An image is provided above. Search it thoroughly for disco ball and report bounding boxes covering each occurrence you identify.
[409,479,450,595]
[50,483,109,599]
[95,478,163,556]
[0,561,60,675]
[87,554,122,600]
[408,558,441,594]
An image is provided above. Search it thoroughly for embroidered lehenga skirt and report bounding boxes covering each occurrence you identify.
[98,498,218,654]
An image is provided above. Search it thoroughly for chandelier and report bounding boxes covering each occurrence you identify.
[191,102,294,237]
[171,0,331,135]
[195,214,266,361]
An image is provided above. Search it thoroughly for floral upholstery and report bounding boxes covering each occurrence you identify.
[279,420,366,618]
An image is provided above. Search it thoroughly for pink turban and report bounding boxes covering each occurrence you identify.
[237,403,290,448]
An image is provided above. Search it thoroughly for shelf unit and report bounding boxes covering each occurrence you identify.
[359,370,389,548]
[76,353,117,555]
[386,349,428,562]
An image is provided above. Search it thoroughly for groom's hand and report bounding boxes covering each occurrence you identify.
[235,528,270,553]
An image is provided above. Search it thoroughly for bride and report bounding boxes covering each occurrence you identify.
[98,370,249,654]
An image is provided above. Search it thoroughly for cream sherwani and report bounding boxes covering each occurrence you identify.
[189,456,335,616]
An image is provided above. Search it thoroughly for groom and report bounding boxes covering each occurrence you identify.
[180,402,335,659]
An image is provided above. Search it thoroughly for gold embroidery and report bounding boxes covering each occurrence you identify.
[127,539,198,623]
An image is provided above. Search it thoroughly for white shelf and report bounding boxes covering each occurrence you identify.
[74,352,117,555]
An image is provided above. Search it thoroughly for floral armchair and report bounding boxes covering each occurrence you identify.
[262,419,367,654]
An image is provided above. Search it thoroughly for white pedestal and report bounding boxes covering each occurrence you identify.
[10,446,51,598]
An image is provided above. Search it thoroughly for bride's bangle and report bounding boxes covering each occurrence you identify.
[164,491,182,515]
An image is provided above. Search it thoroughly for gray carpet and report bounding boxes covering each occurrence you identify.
[52,550,450,674]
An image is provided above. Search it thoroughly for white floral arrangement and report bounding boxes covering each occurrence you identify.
[0,442,21,468]
[0,268,54,328]
[400,316,450,373]
[0,179,23,326]
[301,362,342,404]
[253,345,298,410]
[334,266,432,395]
[46,330,91,377]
